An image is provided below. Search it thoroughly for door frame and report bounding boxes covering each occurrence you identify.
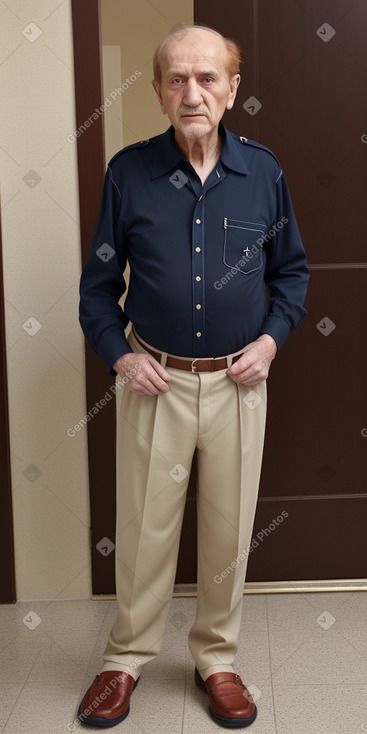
[71,0,117,595]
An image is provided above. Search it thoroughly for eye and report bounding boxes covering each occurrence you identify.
[171,77,183,85]
[202,77,214,85]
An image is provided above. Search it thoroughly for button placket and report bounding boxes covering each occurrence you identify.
[192,193,205,352]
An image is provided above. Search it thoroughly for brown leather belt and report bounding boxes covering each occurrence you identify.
[133,331,243,373]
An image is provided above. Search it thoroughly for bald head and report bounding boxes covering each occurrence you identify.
[153,25,242,84]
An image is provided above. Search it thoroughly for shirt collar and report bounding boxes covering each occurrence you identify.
[151,122,249,179]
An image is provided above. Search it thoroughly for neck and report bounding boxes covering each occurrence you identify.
[174,127,223,183]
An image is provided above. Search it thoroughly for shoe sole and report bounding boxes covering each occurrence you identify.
[208,706,257,728]
[195,669,257,728]
[77,676,140,727]
[77,703,130,727]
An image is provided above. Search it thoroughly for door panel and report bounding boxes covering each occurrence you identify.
[246,496,367,582]
[259,269,367,498]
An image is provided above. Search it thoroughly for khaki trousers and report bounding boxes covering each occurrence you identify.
[102,329,267,681]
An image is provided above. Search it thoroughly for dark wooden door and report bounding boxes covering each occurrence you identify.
[72,0,367,593]
[196,0,367,582]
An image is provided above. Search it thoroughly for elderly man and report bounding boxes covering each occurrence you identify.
[78,24,309,728]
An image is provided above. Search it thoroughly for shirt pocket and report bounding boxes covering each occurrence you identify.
[223,218,265,275]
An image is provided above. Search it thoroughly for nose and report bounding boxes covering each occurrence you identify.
[183,78,203,107]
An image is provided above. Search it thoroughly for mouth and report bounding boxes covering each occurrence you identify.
[181,114,207,119]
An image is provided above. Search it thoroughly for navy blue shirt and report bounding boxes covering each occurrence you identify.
[79,123,309,373]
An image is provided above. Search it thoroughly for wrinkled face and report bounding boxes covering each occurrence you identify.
[152,29,240,140]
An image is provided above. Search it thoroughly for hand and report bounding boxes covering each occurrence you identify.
[113,351,171,396]
[226,334,277,386]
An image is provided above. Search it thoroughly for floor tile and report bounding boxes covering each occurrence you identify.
[0,602,48,656]
[241,593,268,631]
[3,680,82,734]
[0,633,41,685]
[273,683,367,734]
[269,626,367,685]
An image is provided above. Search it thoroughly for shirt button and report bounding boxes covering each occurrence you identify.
[195,276,201,282]
[195,247,201,253]
[196,304,201,310]
[196,218,201,224]
[196,331,202,337]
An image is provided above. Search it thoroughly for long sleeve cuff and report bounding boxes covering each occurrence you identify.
[97,328,133,375]
[260,315,292,352]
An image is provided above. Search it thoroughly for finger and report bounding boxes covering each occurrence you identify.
[227,353,254,375]
[227,361,261,380]
[128,378,169,396]
[129,365,170,395]
[228,366,267,385]
[146,355,171,382]
[140,361,171,391]
[130,383,167,396]
[227,360,255,379]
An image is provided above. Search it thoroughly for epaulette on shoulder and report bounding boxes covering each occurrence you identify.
[237,135,280,167]
[108,138,150,167]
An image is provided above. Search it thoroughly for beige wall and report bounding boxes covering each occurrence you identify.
[1,0,90,600]
[1,0,193,600]
[101,0,194,159]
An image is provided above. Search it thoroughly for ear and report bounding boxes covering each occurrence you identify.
[152,79,167,115]
[226,74,241,111]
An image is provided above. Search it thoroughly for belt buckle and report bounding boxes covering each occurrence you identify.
[191,358,199,372]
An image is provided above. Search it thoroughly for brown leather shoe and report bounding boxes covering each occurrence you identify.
[195,668,257,728]
[78,671,139,727]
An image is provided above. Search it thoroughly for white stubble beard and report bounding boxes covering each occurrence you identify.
[175,115,212,140]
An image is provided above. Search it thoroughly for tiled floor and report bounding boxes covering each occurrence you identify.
[0,592,366,733]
